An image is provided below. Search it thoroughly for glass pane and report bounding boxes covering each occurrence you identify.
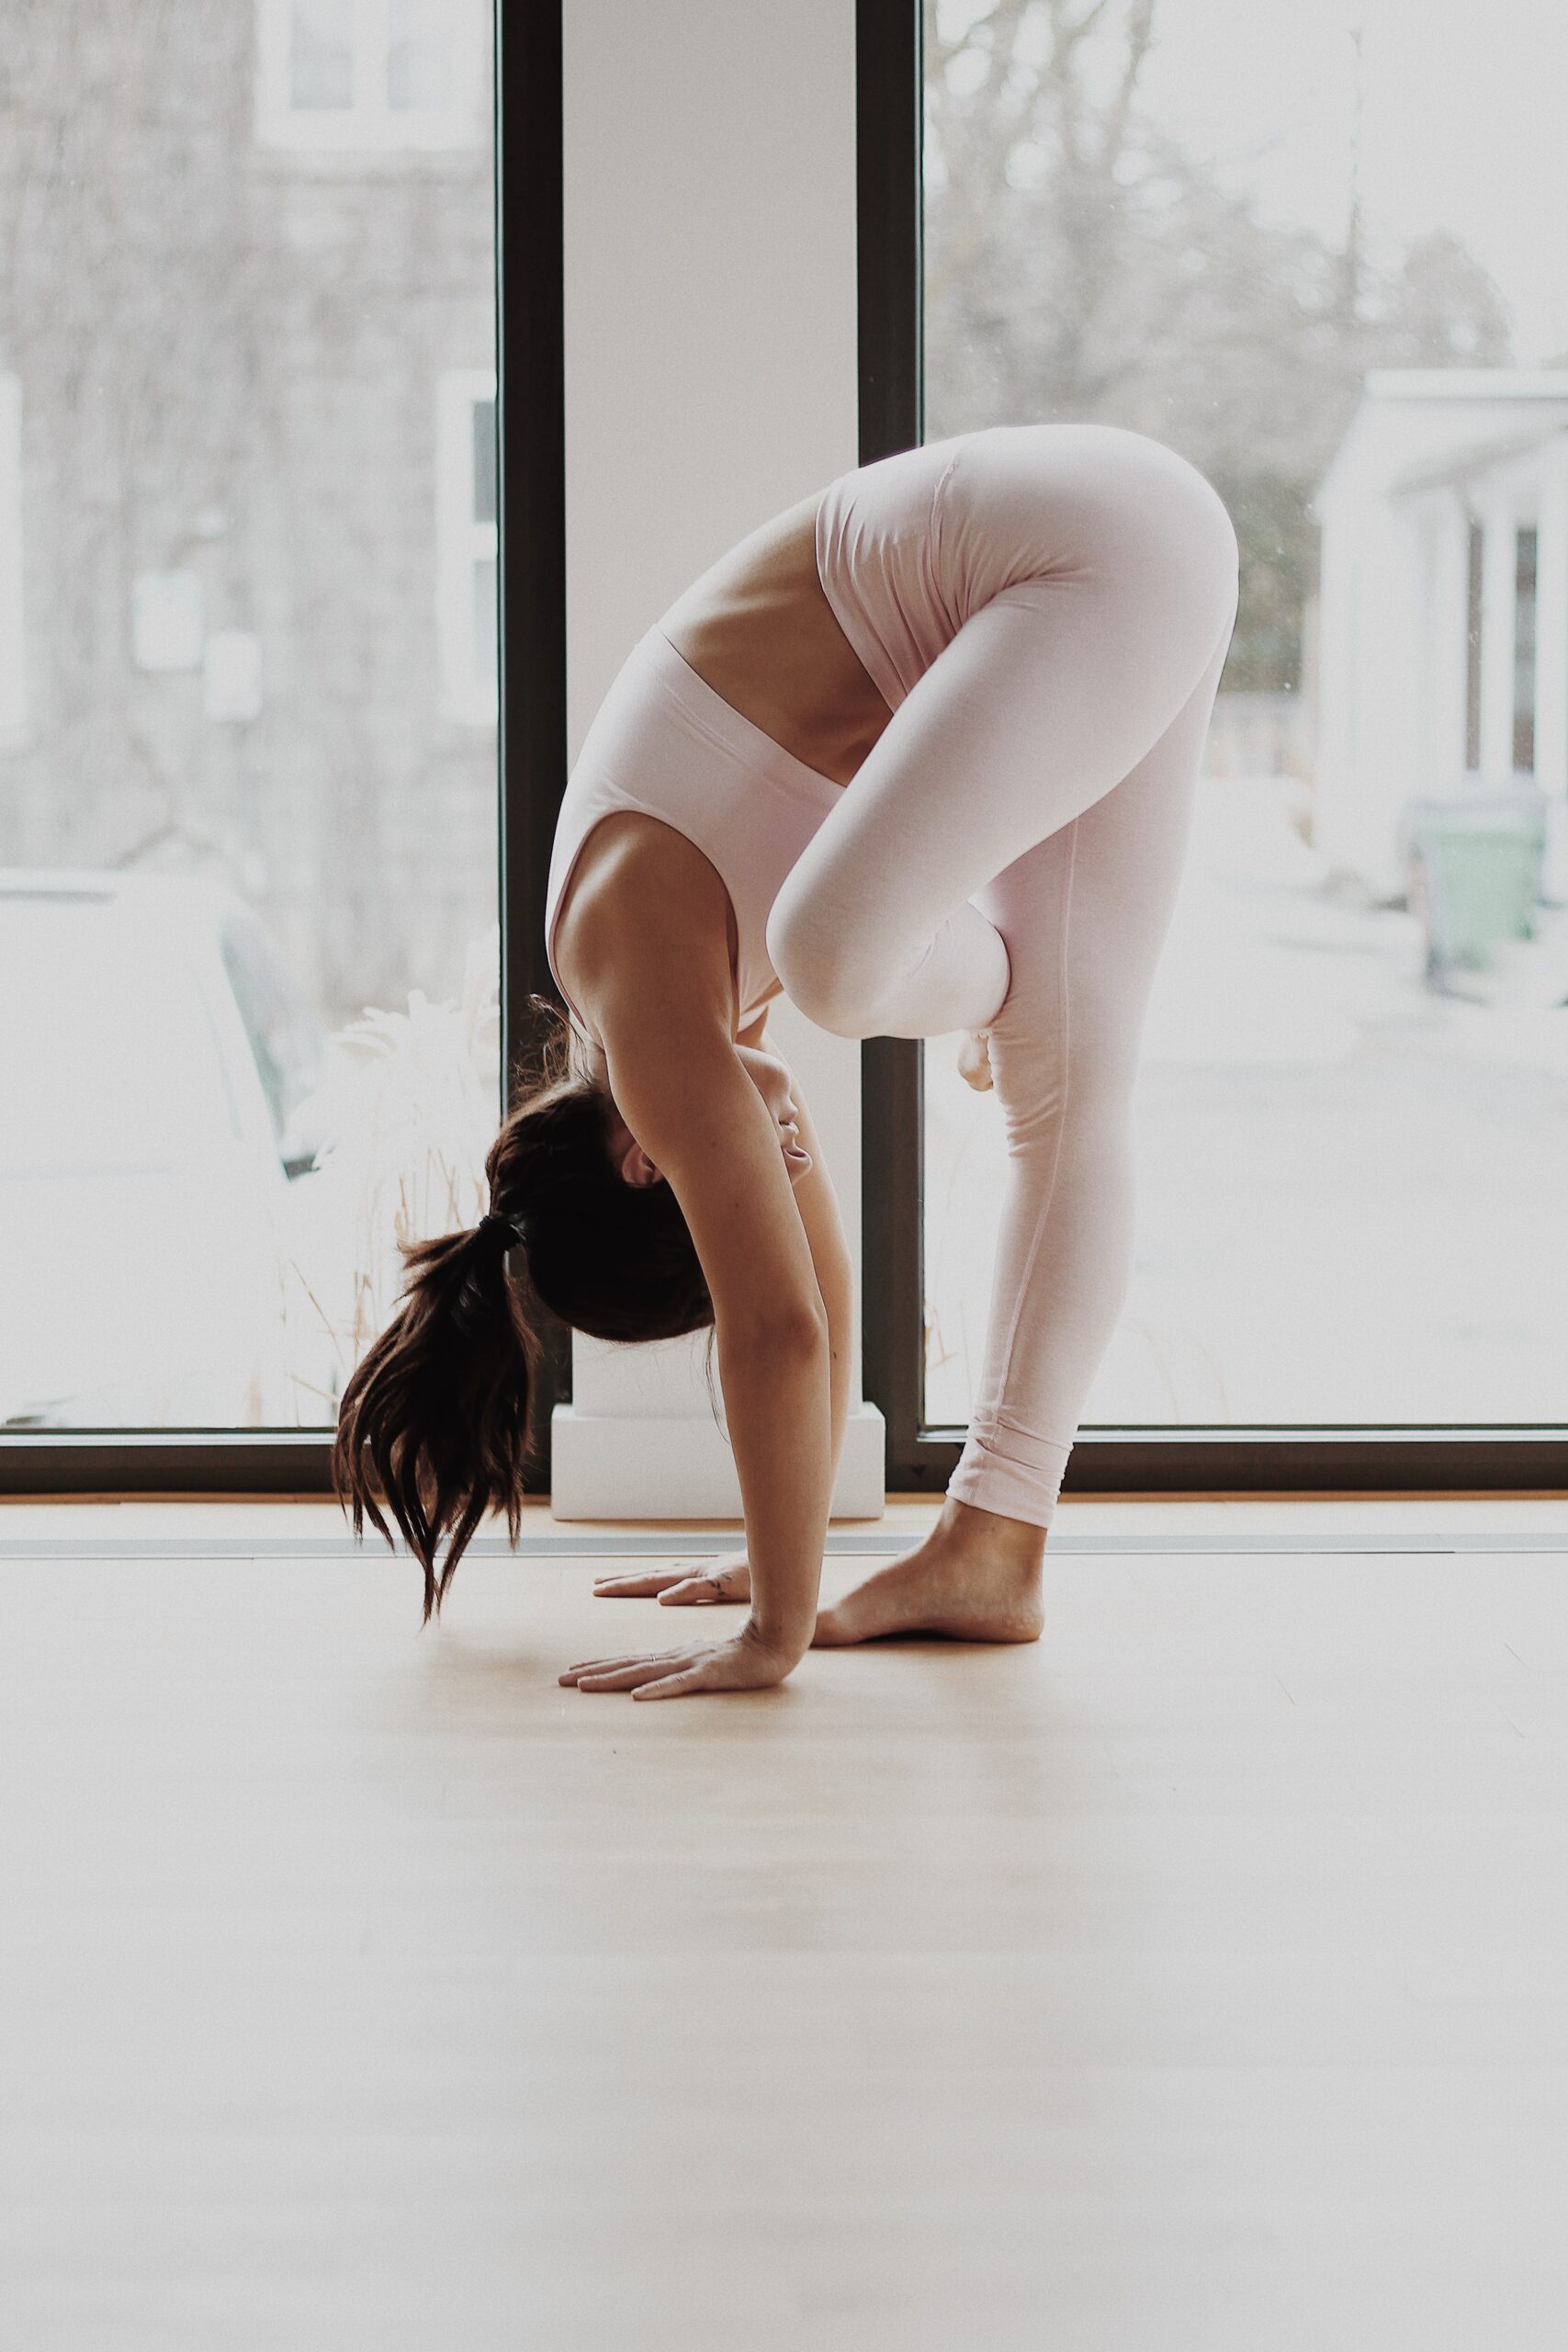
[0,6,500,1430]
[220,905,329,1150]
[2,893,239,1165]
[472,554,499,704]
[922,0,1568,1430]
[472,394,498,524]
[388,0,448,112]
[290,0,355,111]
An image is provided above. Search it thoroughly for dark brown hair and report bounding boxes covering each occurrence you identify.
[331,996,714,1620]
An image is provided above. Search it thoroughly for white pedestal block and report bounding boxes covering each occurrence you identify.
[549,1396,887,1521]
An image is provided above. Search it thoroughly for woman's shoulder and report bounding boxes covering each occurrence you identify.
[555,811,737,1037]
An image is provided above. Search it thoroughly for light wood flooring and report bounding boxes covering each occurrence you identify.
[2,1492,1566,2350]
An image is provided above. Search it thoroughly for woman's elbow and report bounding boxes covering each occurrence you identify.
[720,1297,829,1361]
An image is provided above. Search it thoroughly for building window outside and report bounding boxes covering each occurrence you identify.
[436,373,498,725]
[1464,518,1483,773]
[256,0,482,151]
[1513,525,1538,773]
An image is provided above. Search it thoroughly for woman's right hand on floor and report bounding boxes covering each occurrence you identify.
[559,1620,798,1699]
[592,1549,752,1606]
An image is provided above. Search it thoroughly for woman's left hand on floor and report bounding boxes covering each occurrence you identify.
[558,1620,797,1700]
[592,1549,751,1606]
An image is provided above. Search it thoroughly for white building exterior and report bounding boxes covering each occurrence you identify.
[1314,369,1568,899]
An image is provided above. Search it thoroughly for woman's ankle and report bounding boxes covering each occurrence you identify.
[937,1493,1049,1568]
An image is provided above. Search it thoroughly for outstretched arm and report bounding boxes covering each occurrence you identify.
[560,978,833,1697]
[592,1023,854,1611]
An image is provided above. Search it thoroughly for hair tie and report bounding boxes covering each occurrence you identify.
[474,1210,525,1255]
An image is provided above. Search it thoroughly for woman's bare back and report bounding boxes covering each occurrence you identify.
[660,491,892,785]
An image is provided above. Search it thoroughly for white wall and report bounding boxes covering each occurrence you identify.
[562,0,860,737]
[552,0,886,1518]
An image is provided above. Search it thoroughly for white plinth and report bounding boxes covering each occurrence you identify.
[549,1396,887,1521]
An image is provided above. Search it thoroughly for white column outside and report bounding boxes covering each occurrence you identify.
[552,0,885,1520]
[1425,496,1472,785]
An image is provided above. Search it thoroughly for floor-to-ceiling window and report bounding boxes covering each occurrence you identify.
[1,0,504,1436]
[918,0,1568,1445]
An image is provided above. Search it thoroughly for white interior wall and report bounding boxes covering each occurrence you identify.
[551,0,886,1519]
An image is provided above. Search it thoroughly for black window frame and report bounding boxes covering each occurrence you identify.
[0,3,570,1496]
[855,0,1567,1502]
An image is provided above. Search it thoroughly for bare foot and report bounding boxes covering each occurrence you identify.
[957,1027,995,1091]
[813,1499,1045,1647]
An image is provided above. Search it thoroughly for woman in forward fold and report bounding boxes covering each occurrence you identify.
[333,422,1239,1700]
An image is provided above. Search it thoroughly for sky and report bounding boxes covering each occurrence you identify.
[934,0,1568,366]
[1136,0,1568,364]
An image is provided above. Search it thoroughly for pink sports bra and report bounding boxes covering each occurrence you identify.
[542,623,844,1042]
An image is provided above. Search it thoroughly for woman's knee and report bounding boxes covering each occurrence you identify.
[990,1000,1144,1146]
[765,884,879,1037]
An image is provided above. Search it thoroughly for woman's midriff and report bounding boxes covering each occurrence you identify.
[659,490,893,788]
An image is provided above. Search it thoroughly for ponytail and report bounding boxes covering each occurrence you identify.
[332,1206,539,1622]
[332,994,715,1620]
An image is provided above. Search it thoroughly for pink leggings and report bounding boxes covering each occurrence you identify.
[765,426,1240,1528]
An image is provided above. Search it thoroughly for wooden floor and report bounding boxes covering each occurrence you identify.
[2,1493,1566,2350]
